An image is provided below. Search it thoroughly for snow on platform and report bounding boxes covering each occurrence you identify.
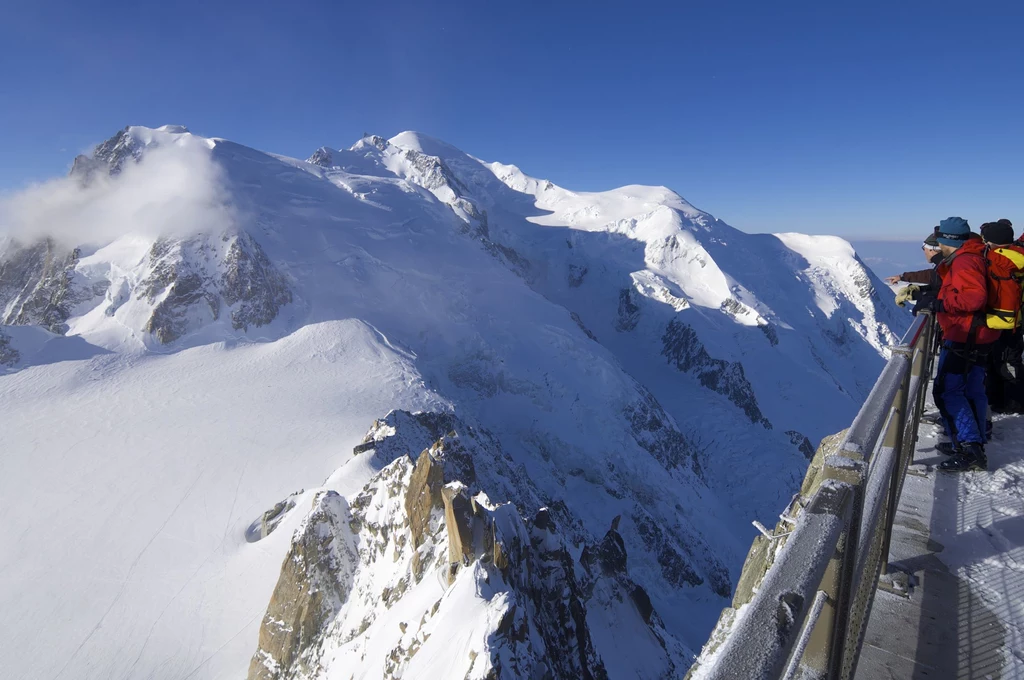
[856,409,1024,679]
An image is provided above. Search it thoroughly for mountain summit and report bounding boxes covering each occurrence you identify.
[0,126,905,679]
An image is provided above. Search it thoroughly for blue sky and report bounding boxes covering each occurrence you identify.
[2,0,1022,238]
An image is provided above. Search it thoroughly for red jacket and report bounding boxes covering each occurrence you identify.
[935,238,1000,345]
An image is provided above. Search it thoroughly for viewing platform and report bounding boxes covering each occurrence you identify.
[856,411,1023,679]
[687,314,1024,680]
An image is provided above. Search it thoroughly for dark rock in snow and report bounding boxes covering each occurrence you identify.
[662,319,772,429]
[0,328,19,366]
[0,239,89,334]
[70,127,146,182]
[221,232,293,331]
[624,382,701,476]
[571,311,599,341]
[307,147,334,168]
[786,430,817,460]
[615,288,641,331]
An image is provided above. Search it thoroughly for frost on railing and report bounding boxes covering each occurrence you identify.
[687,313,936,680]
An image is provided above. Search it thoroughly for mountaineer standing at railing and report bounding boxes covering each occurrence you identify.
[886,228,943,294]
[979,220,1024,416]
[914,217,999,471]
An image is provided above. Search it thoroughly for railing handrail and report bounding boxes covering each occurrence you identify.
[695,312,937,680]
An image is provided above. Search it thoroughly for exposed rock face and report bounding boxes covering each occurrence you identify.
[571,311,599,341]
[139,231,292,343]
[568,263,588,288]
[0,327,19,366]
[616,288,641,331]
[248,412,693,679]
[0,230,292,345]
[246,493,301,543]
[786,430,816,460]
[307,147,334,168]
[759,322,780,346]
[140,239,221,343]
[0,239,90,334]
[70,127,144,181]
[221,232,293,331]
[850,261,879,303]
[662,319,772,429]
[351,410,458,463]
[404,447,444,580]
[625,382,701,475]
[249,491,358,680]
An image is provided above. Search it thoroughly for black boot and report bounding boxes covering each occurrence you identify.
[935,441,959,456]
[939,443,987,472]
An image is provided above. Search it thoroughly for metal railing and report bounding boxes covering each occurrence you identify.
[697,311,937,680]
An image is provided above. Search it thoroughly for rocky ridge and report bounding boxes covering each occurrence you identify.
[248,411,691,679]
[0,239,92,334]
[1,127,294,345]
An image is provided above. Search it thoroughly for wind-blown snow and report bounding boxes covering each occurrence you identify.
[0,129,228,248]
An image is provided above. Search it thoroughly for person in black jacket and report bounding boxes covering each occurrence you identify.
[887,229,943,307]
[980,220,1024,415]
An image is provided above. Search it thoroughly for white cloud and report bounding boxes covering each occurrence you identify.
[0,139,234,249]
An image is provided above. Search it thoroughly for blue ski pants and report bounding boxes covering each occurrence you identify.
[934,341,989,446]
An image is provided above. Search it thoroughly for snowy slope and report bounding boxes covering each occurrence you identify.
[0,126,906,679]
[351,131,906,522]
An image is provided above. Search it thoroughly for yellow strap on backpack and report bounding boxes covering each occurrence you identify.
[988,248,1024,329]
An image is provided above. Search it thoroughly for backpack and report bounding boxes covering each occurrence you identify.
[982,245,1024,329]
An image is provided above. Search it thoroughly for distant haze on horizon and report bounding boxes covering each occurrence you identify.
[3,1,1022,239]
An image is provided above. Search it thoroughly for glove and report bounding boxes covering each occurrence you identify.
[911,293,944,316]
[894,285,921,307]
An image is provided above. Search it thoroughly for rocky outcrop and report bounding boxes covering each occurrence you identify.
[662,319,772,429]
[307,147,334,168]
[246,493,301,543]
[624,382,700,476]
[570,311,598,341]
[248,412,692,679]
[0,239,92,334]
[139,231,292,343]
[140,238,221,343]
[0,229,292,346]
[615,288,641,331]
[404,447,444,580]
[221,232,293,331]
[351,410,458,463]
[249,491,358,680]
[759,322,780,346]
[786,430,816,460]
[568,263,588,288]
[70,127,143,181]
[0,327,19,367]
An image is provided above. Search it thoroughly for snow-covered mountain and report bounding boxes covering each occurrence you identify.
[0,126,906,679]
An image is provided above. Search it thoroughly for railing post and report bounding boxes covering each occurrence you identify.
[879,347,912,576]
[827,477,863,679]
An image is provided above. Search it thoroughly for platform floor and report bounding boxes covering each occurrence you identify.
[855,413,1024,679]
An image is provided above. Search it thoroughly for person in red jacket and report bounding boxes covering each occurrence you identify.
[916,217,1000,471]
